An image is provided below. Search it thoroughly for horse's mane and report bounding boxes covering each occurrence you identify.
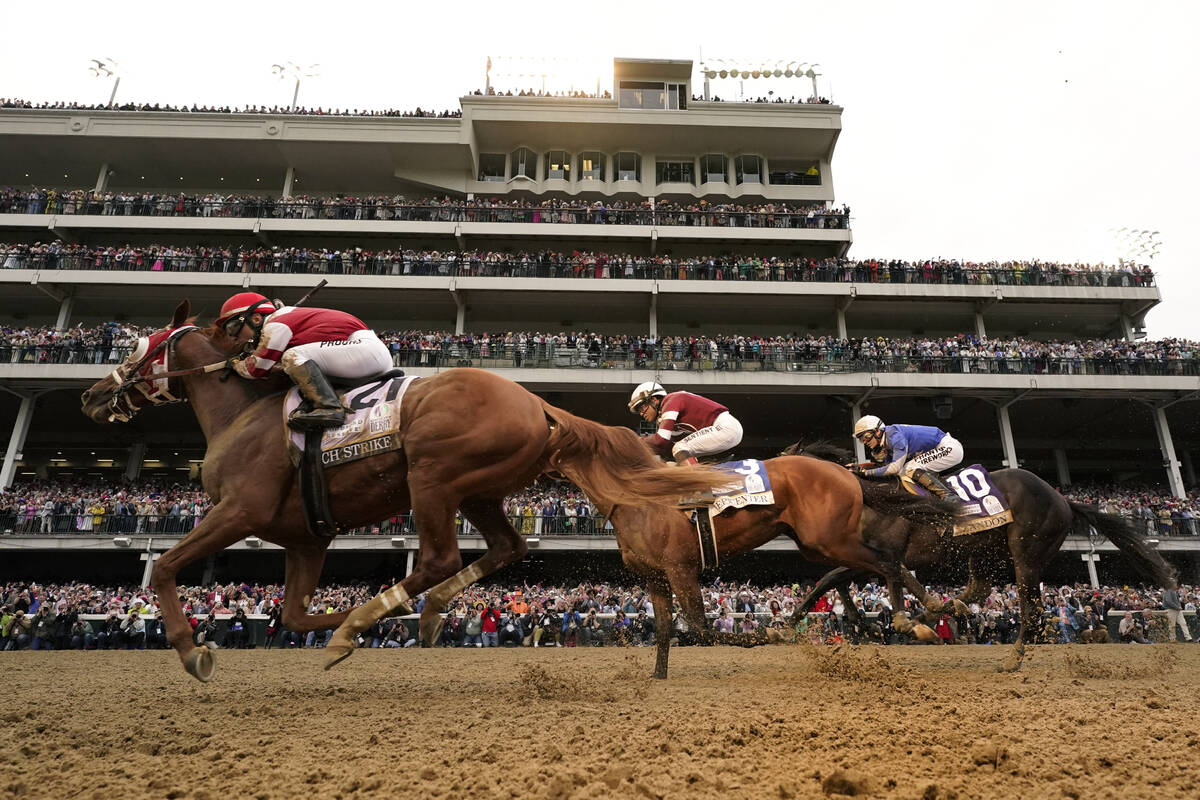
[779,440,854,464]
[781,440,956,526]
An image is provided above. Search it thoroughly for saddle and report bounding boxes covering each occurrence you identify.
[679,458,776,572]
[293,370,416,540]
[895,464,1014,536]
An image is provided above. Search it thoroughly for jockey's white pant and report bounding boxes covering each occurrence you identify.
[671,412,744,460]
[902,434,964,476]
[279,329,392,379]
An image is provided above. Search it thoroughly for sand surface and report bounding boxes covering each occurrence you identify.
[3,642,1198,800]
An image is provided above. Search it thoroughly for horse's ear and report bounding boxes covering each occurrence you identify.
[172,300,190,329]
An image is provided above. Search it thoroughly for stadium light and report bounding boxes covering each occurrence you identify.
[88,57,121,106]
[390,537,406,547]
[245,536,262,548]
[272,61,320,111]
[112,536,131,547]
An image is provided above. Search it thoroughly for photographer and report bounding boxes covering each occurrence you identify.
[560,607,582,647]
[264,602,283,649]
[533,606,560,647]
[579,609,604,647]
[97,611,122,649]
[225,608,250,649]
[121,609,146,649]
[70,616,95,650]
[194,615,218,648]
[463,604,483,647]
[498,610,524,647]
[480,601,501,648]
[5,609,31,650]
[30,605,56,650]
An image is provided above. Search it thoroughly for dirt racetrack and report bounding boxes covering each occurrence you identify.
[4,642,1199,800]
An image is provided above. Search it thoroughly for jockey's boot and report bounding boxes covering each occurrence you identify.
[285,361,347,430]
[910,469,955,502]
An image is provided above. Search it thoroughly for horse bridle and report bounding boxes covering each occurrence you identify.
[103,326,226,422]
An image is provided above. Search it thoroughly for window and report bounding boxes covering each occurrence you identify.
[667,83,687,110]
[734,155,762,185]
[578,151,606,182]
[614,152,641,182]
[700,154,727,184]
[655,159,695,185]
[618,81,665,110]
[768,160,821,185]
[478,153,505,182]
[545,150,571,181]
[510,147,537,180]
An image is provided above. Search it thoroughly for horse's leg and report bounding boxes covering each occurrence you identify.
[150,503,260,681]
[837,582,863,643]
[648,577,674,679]
[791,566,857,626]
[666,566,711,646]
[325,489,462,668]
[414,497,528,646]
[279,544,351,635]
[950,554,990,616]
[1001,556,1042,673]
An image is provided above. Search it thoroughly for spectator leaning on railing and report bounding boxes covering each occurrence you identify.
[2,240,1154,288]
[1,97,461,117]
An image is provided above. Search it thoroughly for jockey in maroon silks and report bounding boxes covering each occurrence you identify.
[215,292,392,430]
[627,381,744,465]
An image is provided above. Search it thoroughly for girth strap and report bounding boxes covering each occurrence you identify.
[692,508,720,572]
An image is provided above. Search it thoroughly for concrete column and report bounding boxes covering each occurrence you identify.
[649,286,658,338]
[451,288,466,334]
[55,296,75,330]
[835,302,848,339]
[140,550,158,589]
[1181,450,1196,488]
[1150,405,1186,499]
[850,401,866,463]
[1119,314,1136,342]
[997,405,1018,469]
[282,166,295,199]
[405,550,415,577]
[1053,448,1071,488]
[94,162,110,193]
[974,310,987,339]
[1080,553,1100,589]
[124,442,146,481]
[1,394,36,489]
[201,555,216,585]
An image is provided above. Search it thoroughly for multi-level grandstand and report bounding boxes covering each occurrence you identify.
[1,57,1197,587]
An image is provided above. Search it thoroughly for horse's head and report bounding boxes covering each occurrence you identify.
[81,300,201,424]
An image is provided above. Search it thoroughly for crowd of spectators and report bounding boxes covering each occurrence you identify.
[3,321,1195,379]
[0,98,460,117]
[3,474,1198,538]
[471,88,611,99]
[695,94,833,105]
[1064,484,1200,536]
[2,579,1195,651]
[0,480,211,534]
[1,240,1153,289]
[0,188,849,229]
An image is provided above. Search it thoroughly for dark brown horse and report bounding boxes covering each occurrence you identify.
[788,442,1178,671]
[79,301,725,681]
[605,453,951,678]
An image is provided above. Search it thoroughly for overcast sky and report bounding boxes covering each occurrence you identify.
[4,1,1197,338]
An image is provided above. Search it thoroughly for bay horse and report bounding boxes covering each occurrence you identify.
[79,301,725,681]
[787,442,1178,671]
[604,454,954,678]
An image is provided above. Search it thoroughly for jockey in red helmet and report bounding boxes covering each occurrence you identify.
[215,292,392,430]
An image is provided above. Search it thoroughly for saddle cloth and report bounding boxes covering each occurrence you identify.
[284,374,419,468]
[903,463,1013,536]
[710,458,775,512]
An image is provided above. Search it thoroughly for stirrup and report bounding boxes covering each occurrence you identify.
[288,408,347,431]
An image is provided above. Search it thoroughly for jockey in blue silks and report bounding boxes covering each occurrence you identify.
[851,414,964,500]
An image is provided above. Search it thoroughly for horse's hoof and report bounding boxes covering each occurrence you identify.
[651,670,667,680]
[912,624,938,643]
[203,640,218,651]
[184,647,216,683]
[419,615,445,648]
[324,644,355,671]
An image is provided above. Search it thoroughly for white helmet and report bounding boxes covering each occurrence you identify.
[853,414,884,438]
[628,381,667,413]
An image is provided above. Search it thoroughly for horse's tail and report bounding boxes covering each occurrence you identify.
[1069,501,1178,589]
[540,401,724,506]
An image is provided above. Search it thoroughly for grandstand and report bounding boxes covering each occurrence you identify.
[1,56,1197,588]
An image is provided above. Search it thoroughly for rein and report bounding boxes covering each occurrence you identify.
[104,326,227,422]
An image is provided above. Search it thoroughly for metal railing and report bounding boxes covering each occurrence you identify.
[0,196,848,229]
[3,343,1196,377]
[1,250,1155,288]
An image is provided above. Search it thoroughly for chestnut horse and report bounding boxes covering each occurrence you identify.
[80,301,724,681]
[605,454,953,678]
[788,442,1178,671]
